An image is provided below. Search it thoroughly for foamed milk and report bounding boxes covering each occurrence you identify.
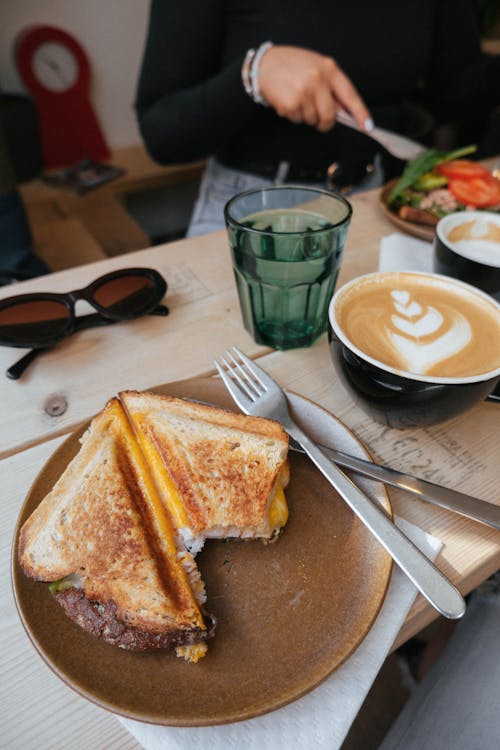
[443,214,500,267]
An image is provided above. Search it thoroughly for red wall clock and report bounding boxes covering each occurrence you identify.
[15,25,111,169]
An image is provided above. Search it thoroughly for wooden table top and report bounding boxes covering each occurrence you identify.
[2,181,499,749]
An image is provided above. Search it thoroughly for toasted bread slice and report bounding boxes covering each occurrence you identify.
[119,391,290,553]
[19,399,211,654]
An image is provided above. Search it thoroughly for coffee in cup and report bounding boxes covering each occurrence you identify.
[328,271,500,428]
[433,211,500,300]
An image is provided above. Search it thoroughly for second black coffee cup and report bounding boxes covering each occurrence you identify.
[433,210,500,301]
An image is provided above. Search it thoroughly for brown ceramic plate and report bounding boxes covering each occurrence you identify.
[380,179,436,241]
[12,376,392,727]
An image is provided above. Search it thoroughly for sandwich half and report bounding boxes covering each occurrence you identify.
[18,398,213,660]
[119,391,290,554]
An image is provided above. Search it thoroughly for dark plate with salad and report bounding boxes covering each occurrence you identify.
[380,145,500,241]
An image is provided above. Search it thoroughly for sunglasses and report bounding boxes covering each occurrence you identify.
[0,267,168,379]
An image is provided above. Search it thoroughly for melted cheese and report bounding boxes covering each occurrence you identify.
[113,402,204,627]
[132,418,189,529]
[268,482,289,529]
[114,404,180,559]
[176,642,208,663]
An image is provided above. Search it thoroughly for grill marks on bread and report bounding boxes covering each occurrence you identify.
[148,421,283,533]
[120,391,289,540]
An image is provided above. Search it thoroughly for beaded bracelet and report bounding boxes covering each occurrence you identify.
[241,47,256,97]
[249,41,273,106]
[241,41,273,106]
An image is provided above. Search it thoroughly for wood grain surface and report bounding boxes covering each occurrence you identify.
[2,174,499,748]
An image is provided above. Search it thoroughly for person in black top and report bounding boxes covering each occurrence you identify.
[135,0,500,236]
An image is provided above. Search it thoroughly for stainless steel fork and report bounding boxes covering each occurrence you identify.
[214,346,466,620]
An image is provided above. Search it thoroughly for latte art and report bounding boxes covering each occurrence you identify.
[387,290,472,375]
[332,272,500,379]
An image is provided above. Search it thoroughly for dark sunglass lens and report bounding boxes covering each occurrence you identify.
[0,300,70,346]
[93,275,159,317]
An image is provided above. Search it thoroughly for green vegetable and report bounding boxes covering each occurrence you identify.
[413,171,449,191]
[408,193,423,208]
[48,575,80,594]
[388,144,477,206]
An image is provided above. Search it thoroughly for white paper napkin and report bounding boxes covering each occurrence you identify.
[379,233,433,273]
[118,518,442,750]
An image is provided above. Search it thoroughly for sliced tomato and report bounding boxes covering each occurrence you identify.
[448,175,500,208]
[437,160,490,180]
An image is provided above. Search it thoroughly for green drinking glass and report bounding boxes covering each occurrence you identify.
[225,185,352,350]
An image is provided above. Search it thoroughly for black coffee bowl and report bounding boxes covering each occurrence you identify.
[328,327,500,428]
[328,271,500,429]
[433,211,500,301]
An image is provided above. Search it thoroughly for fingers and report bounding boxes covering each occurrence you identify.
[257,46,372,132]
[287,109,303,125]
[326,59,372,130]
[291,64,337,131]
[301,97,320,128]
[313,85,336,132]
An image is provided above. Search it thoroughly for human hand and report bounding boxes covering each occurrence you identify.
[258,45,372,133]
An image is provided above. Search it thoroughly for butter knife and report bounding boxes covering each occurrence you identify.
[336,110,424,161]
[289,438,500,531]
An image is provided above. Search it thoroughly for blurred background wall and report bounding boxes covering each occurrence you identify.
[0,0,149,150]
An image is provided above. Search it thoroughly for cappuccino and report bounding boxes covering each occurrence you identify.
[331,272,500,380]
[438,211,500,267]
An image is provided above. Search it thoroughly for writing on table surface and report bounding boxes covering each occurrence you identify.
[352,417,488,487]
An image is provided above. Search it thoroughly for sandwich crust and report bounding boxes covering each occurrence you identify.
[53,588,215,651]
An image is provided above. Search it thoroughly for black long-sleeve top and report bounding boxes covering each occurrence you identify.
[135,0,500,171]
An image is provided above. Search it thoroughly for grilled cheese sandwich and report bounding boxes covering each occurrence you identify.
[18,390,290,661]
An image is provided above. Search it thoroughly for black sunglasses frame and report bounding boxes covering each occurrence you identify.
[6,304,169,380]
[0,267,167,350]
